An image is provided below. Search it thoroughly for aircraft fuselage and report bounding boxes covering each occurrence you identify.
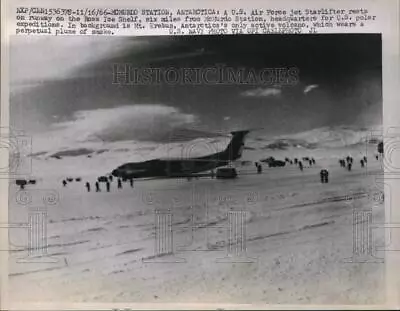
[111,152,229,179]
[111,130,249,179]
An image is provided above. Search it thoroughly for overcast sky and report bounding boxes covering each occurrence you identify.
[10,34,382,140]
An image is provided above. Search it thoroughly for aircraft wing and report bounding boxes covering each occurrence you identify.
[130,172,215,182]
[158,158,224,162]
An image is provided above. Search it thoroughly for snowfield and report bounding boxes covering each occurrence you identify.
[7,127,386,305]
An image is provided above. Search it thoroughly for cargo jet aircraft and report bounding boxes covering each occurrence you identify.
[111,130,251,179]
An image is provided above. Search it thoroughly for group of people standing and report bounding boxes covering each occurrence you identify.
[338,155,367,171]
[88,176,134,192]
[292,157,316,171]
[62,175,134,193]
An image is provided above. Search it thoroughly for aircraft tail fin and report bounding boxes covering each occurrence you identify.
[222,130,251,161]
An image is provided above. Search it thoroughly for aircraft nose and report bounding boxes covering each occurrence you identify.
[111,169,119,177]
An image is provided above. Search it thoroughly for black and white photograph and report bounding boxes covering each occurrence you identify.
[8,34,384,304]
